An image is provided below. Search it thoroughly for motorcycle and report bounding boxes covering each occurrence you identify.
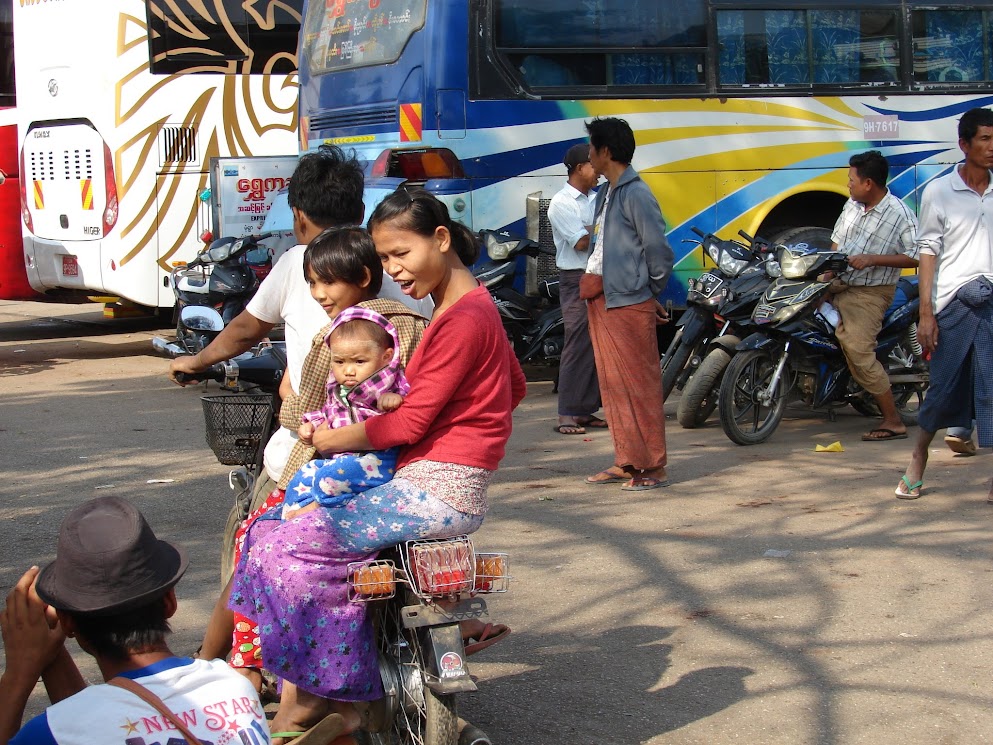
[165,231,278,356]
[675,249,781,428]
[473,230,563,366]
[717,243,928,445]
[349,536,508,745]
[660,227,774,400]
[177,345,506,745]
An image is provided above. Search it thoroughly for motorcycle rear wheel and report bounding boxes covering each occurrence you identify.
[677,346,733,428]
[363,593,459,745]
[718,349,788,445]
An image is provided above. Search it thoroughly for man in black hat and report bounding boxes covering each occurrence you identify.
[0,496,278,745]
[547,141,606,435]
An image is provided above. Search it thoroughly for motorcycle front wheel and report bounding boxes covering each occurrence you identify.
[718,349,788,445]
[363,593,459,745]
[677,346,733,429]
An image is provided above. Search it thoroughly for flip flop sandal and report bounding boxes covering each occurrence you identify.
[271,713,347,745]
[580,416,609,429]
[464,623,511,655]
[895,475,923,499]
[862,428,908,441]
[553,423,587,435]
[621,477,671,491]
[584,470,629,484]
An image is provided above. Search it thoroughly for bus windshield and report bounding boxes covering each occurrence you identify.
[301,0,426,75]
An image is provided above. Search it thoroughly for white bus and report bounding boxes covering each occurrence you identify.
[15,0,301,310]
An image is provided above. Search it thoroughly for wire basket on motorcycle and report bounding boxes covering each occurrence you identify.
[200,394,274,466]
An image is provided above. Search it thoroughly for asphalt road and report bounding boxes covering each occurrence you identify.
[1,299,992,745]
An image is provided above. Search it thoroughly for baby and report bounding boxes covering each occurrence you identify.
[282,307,409,519]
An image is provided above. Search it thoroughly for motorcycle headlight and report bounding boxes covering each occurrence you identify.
[770,303,804,325]
[765,260,782,278]
[779,247,821,279]
[484,232,517,260]
[718,251,751,277]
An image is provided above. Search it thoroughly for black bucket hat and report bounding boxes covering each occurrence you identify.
[36,496,188,616]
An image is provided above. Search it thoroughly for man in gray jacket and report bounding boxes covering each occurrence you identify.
[581,117,674,490]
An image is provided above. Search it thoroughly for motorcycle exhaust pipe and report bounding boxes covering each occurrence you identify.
[458,718,492,745]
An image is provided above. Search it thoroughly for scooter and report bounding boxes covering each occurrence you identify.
[165,231,278,356]
[717,243,928,445]
[675,249,781,428]
[660,228,774,400]
[474,230,563,366]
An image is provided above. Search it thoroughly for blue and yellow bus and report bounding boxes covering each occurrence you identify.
[298,0,993,308]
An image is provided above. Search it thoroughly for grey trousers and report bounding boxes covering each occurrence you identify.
[557,269,601,417]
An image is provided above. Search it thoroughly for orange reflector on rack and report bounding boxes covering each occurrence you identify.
[399,103,422,142]
[80,179,93,210]
[347,560,396,601]
[473,553,511,593]
[33,181,43,209]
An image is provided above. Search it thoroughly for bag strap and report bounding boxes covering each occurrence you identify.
[108,677,205,745]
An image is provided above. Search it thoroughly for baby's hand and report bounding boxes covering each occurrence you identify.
[378,392,405,412]
[298,421,317,445]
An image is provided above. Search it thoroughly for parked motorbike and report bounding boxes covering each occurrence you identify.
[350,536,508,745]
[660,227,774,400]
[474,230,563,366]
[675,250,781,428]
[167,231,277,355]
[717,243,928,445]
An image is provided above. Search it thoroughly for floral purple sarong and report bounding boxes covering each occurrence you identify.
[229,476,483,700]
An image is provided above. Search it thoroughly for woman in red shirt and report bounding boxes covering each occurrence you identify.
[230,189,526,741]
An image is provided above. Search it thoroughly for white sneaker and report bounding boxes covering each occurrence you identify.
[944,435,977,456]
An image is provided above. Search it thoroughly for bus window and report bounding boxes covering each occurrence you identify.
[302,0,426,75]
[495,0,705,89]
[912,9,986,85]
[146,0,301,75]
[716,8,899,88]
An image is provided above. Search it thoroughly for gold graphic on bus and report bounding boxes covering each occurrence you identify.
[116,3,300,271]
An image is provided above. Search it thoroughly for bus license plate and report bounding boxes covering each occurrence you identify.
[62,255,78,277]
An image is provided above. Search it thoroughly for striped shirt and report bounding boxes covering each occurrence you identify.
[831,191,919,286]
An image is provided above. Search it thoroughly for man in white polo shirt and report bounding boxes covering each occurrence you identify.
[547,142,605,435]
[895,107,993,500]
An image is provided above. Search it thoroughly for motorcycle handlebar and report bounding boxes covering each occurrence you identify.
[691,226,706,238]
[174,365,225,385]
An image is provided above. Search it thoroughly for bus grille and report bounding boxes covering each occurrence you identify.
[159,126,197,165]
[28,149,94,181]
[309,105,397,132]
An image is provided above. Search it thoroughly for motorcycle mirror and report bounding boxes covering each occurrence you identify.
[180,305,225,332]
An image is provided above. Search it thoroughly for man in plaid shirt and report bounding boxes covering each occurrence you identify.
[830,150,920,442]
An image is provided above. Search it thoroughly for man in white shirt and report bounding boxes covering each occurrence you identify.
[895,107,993,500]
[547,143,604,434]
[0,496,289,745]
